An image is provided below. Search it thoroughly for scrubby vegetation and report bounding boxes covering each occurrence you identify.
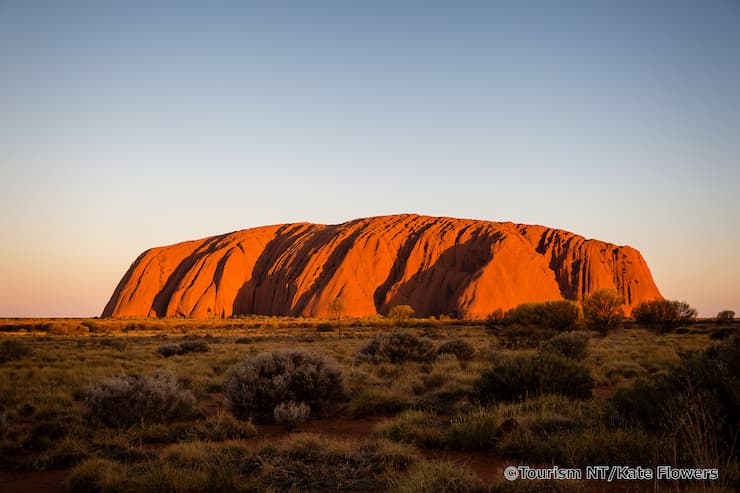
[0,313,737,492]
[355,331,436,364]
[157,340,209,357]
[582,288,624,334]
[223,349,348,421]
[437,339,476,361]
[632,299,698,334]
[476,353,594,402]
[539,331,590,360]
[84,372,200,427]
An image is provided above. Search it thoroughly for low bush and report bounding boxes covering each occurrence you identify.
[387,305,416,326]
[632,299,697,334]
[84,372,199,427]
[437,339,476,361]
[503,300,581,331]
[539,331,590,360]
[274,401,310,430]
[477,354,594,402]
[496,325,557,349]
[716,310,736,323]
[582,289,624,334]
[355,331,436,364]
[157,340,209,358]
[223,350,348,421]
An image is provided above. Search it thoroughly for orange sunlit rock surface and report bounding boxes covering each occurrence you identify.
[102,214,661,319]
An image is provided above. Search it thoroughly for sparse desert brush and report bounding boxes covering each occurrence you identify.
[539,331,590,360]
[84,372,199,427]
[437,339,476,361]
[477,353,594,402]
[503,300,582,331]
[274,400,310,430]
[355,331,436,364]
[632,299,697,334]
[223,349,348,421]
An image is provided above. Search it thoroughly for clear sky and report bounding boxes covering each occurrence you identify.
[1,1,738,317]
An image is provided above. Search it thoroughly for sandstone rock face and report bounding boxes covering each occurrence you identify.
[102,215,662,319]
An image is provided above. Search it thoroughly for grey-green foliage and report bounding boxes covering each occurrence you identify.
[84,372,199,428]
[355,331,436,364]
[224,350,348,421]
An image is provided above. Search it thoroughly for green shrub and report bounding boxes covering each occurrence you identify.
[355,331,436,364]
[84,372,199,428]
[387,305,415,326]
[717,310,735,323]
[477,354,594,402]
[157,341,209,357]
[582,288,624,334]
[437,339,476,361]
[632,299,697,334]
[503,300,582,331]
[539,331,589,360]
[223,350,348,422]
[497,325,557,349]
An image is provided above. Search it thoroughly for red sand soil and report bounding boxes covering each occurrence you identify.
[103,214,661,319]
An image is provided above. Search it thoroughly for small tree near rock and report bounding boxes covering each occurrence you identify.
[583,288,625,335]
[387,305,415,326]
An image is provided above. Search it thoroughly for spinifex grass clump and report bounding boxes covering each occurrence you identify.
[223,350,348,422]
[84,372,199,427]
[355,331,436,364]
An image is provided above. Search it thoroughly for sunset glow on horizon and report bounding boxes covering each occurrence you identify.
[1,1,739,317]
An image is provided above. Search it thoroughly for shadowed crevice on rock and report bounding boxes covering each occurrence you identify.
[150,235,228,317]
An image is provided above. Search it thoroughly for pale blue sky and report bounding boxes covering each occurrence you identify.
[1,1,739,316]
